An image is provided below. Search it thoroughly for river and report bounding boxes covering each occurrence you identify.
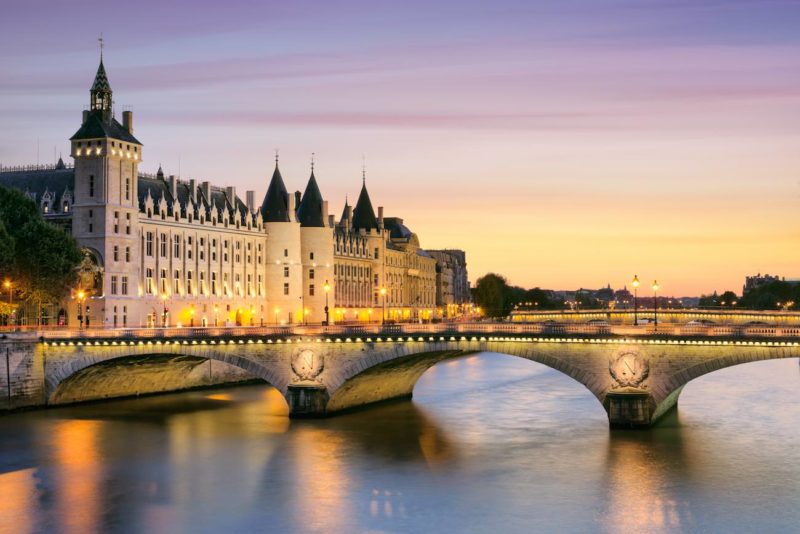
[1,353,798,533]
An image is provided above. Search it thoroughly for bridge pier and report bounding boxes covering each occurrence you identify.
[286,383,330,417]
[604,389,655,429]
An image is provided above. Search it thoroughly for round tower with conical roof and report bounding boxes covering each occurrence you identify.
[260,158,303,324]
[297,164,334,324]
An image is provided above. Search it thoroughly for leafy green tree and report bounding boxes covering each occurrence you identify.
[473,273,513,317]
[0,185,83,324]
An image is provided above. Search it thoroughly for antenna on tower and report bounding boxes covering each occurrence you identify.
[274,149,279,166]
[361,154,366,185]
[311,152,315,173]
[98,34,104,60]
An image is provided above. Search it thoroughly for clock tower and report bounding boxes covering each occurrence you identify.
[69,52,143,327]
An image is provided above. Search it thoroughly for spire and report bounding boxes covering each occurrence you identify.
[260,160,290,222]
[55,155,66,170]
[297,164,325,227]
[90,37,112,119]
[340,196,350,224]
[156,164,164,180]
[351,177,379,231]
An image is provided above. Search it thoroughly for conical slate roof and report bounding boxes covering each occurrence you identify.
[260,163,290,222]
[339,197,350,223]
[351,181,379,231]
[297,171,325,227]
[91,60,112,92]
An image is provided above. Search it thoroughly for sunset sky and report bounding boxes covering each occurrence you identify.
[1,0,798,296]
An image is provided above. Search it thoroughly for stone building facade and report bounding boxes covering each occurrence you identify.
[0,56,465,327]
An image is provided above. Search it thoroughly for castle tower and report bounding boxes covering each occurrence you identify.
[297,164,334,324]
[351,173,386,310]
[261,159,303,323]
[69,53,142,327]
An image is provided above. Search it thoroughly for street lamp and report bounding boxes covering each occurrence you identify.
[324,280,331,325]
[4,279,12,327]
[161,293,169,327]
[652,280,659,331]
[77,290,86,329]
[274,307,280,325]
[189,305,195,327]
[213,305,219,326]
[380,287,387,326]
[632,275,640,326]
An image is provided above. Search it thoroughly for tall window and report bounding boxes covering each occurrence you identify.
[122,276,129,295]
[187,237,193,260]
[126,213,131,235]
[211,272,217,295]
[283,283,289,295]
[146,268,154,294]
[113,245,119,262]
[89,175,95,197]
[146,233,153,256]
[174,235,181,257]
[309,268,315,280]
[187,271,193,295]
[160,268,167,294]
[160,234,167,257]
[125,177,130,200]
[125,246,131,262]
[284,266,289,278]
[309,284,315,297]
[200,272,206,295]
[88,210,93,233]
[200,238,205,261]
[110,276,118,295]
[173,270,181,294]
[113,211,119,233]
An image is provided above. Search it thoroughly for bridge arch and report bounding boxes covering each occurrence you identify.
[325,343,609,415]
[44,346,289,406]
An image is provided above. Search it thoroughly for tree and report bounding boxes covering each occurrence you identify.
[473,273,513,318]
[0,185,83,324]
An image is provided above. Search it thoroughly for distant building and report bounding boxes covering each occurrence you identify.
[426,249,470,316]
[743,273,783,294]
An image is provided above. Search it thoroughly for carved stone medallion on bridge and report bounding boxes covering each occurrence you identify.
[291,349,324,382]
[609,351,649,388]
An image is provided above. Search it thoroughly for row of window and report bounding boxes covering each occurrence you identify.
[143,268,265,298]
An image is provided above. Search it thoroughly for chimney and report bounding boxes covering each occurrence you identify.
[322,200,329,226]
[246,190,255,213]
[189,179,197,204]
[82,110,89,124]
[201,181,211,202]
[168,175,178,201]
[345,205,352,229]
[225,186,236,207]
[294,190,302,208]
[122,111,133,134]
[328,214,335,228]
[287,191,297,222]
[378,206,384,230]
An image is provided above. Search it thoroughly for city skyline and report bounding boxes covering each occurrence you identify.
[2,0,799,295]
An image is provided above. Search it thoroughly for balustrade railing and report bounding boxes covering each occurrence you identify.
[4,321,800,342]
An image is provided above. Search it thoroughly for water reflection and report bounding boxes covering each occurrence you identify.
[0,355,797,534]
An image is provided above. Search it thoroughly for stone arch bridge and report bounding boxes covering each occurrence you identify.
[2,322,798,428]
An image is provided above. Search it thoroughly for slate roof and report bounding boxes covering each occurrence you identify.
[384,217,412,239]
[0,167,75,214]
[260,163,291,222]
[70,111,141,144]
[296,171,325,227]
[351,182,379,231]
[339,197,350,224]
[91,60,112,93]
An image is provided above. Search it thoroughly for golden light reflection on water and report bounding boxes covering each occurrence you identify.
[601,434,692,533]
[51,420,102,534]
[0,468,37,534]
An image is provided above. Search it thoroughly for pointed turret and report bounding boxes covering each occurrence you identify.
[90,57,112,118]
[351,179,379,231]
[340,197,350,224]
[297,169,325,227]
[55,156,66,170]
[260,161,290,222]
[156,164,164,180]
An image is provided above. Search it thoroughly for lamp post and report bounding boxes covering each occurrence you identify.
[189,305,195,327]
[380,287,387,326]
[213,305,219,327]
[161,293,169,327]
[77,290,86,329]
[4,279,12,327]
[324,280,330,325]
[632,275,640,326]
[274,307,280,325]
[652,280,659,331]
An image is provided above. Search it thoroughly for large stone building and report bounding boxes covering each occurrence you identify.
[0,55,466,327]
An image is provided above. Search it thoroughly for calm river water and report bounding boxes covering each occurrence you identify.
[1,353,799,534]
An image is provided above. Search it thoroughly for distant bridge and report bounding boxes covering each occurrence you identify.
[2,320,799,428]
[510,308,800,326]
